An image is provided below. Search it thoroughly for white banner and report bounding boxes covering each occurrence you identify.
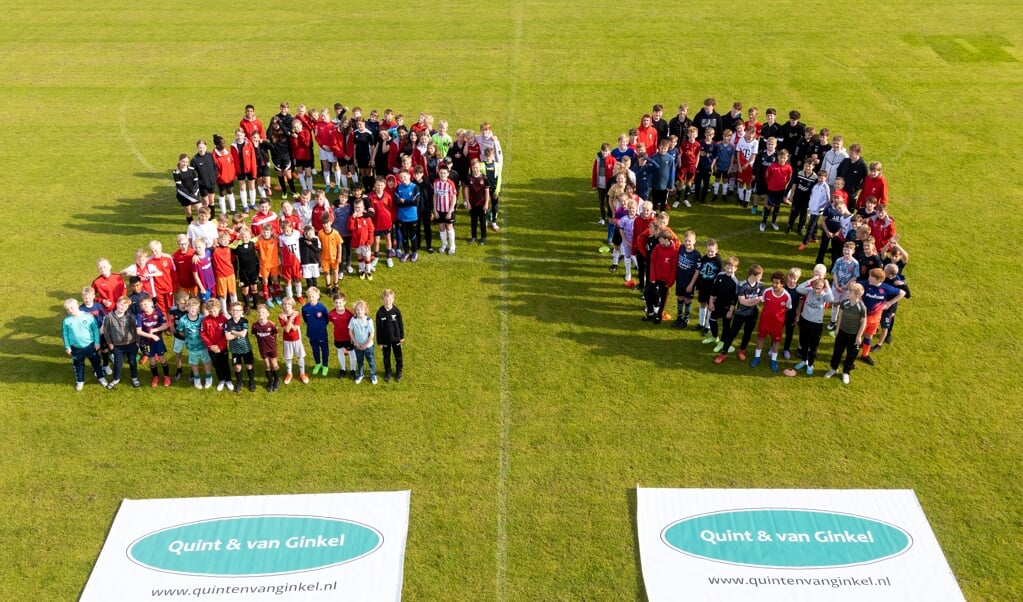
[637,488,965,601]
[81,491,410,601]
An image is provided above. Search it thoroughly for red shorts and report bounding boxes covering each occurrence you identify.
[758,318,784,343]
[281,261,301,282]
[737,165,754,185]
[677,167,696,182]
[863,312,882,338]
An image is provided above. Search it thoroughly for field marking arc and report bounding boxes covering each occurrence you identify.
[496,3,524,601]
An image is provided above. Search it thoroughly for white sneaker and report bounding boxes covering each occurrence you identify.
[347,265,354,274]
[194,379,203,389]
[216,381,226,392]
[771,222,779,231]
[104,365,113,376]
[107,379,119,390]
[671,201,680,208]
[204,377,213,389]
[386,257,394,268]
[824,369,837,379]
[371,375,378,385]
[492,222,500,232]
[447,247,455,255]
[597,219,605,225]
[75,382,84,391]
[841,373,850,385]
[438,245,448,254]
[759,223,766,232]
[226,380,235,391]
[354,375,364,384]
[98,377,109,387]
[682,199,691,208]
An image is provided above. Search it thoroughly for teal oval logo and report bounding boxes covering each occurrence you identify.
[128,515,382,576]
[662,509,912,569]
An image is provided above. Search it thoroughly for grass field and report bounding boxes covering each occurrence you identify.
[1,2,1022,600]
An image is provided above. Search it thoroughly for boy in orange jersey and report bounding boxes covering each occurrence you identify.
[254,225,281,307]
[316,221,342,293]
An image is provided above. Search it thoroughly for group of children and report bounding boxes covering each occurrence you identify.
[174,103,504,260]
[63,249,407,391]
[594,99,912,384]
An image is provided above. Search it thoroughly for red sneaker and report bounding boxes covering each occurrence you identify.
[151,376,160,387]
[714,354,727,364]
[737,349,747,361]
[163,376,172,387]
[797,243,808,251]
[661,313,671,321]
[623,280,636,289]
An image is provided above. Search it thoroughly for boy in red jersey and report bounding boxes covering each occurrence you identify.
[289,119,314,193]
[212,231,237,316]
[212,134,237,215]
[278,296,308,385]
[232,128,259,212]
[172,234,199,296]
[674,127,700,207]
[239,104,264,140]
[368,178,395,264]
[199,298,233,391]
[250,198,280,238]
[146,240,176,314]
[315,108,338,192]
[760,150,793,232]
[643,232,680,324]
[749,271,792,372]
[328,293,357,380]
[349,199,376,280]
[92,258,125,314]
[592,143,615,225]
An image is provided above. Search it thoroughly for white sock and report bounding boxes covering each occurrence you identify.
[286,282,293,298]
[769,351,777,361]
[349,352,358,371]
[698,306,706,327]
[755,348,763,358]
[612,249,620,265]
[831,304,839,323]
[337,349,346,367]
[298,174,307,190]
[297,355,305,375]
[286,357,293,375]
[295,282,302,297]
[218,196,227,215]
[258,185,267,199]
[239,189,248,209]
[713,182,720,194]
[624,258,632,282]
[323,172,331,187]
[439,230,448,248]
[449,227,456,249]
[227,193,236,212]
[221,297,228,316]
[339,174,348,190]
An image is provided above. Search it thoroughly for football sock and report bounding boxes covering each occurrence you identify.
[323,172,331,188]
[285,283,293,298]
[769,351,777,361]
[439,230,448,248]
[288,178,297,193]
[227,193,236,212]
[218,196,227,215]
[612,249,620,265]
[677,300,684,317]
[294,282,302,297]
[337,349,346,367]
[448,227,456,249]
[161,362,170,377]
[247,368,255,386]
[684,302,692,320]
[239,189,248,209]
[624,260,632,282]
[297,356,305,375]
[755,349,763,358]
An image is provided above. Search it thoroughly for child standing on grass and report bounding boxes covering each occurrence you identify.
[102,296,140,389]
[376,289,406,382]
[433,164,458,255]
[278,220,303,302]
[329,293,357,380]
[136,296,171,387]
[643,232,679,324]
[177,297,213,390]
[232,226,260,313]
[671,230,702,329]
[278,297,308,384]
[781,268,803,360]
[63,298,105,391]
[255,225,281,306]
[705,256,740,351]
[191,237,216,304]
[794,272,834,376]
[799,171,831,251]
[830,242,860,331]
[714,264,765,364]
[213,231,238,316]
[825,282,867,385]
[349,299,377,385]
[749,271,792,373]
[167,291,189,381]
[200,299,233,391]
[617,199,639,288]
[302,287,330,377]
[252,304,280,392]
[225,301,256,392]
[694,239,723,335]
[760,150,792,231]
[856,268,907,367]
[80,286,112,376]
[349,200,376,280]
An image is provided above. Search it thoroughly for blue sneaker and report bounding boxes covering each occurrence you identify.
[750,356,760,368]
[770,360,779,372]
[806,365,815,376]
[794,361,806,370]
[265,298,275,308]
[750,206,758,215]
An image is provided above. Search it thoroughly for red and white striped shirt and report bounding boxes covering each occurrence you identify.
[433,178,457,213]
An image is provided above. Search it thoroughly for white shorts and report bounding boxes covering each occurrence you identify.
[620,242,633,258]
[318,147,335,163]
[301,264,321,279]
[283,340,305,361]
[355,245,372,259]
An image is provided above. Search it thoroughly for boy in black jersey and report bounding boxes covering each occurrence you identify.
[714,264,766,364]
[173,154,202,224]
[232,225,261,312]
[704,256,740,350]
[693,239,723,334]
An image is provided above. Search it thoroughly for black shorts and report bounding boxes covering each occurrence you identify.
[333,340,354,350]
[881,309,896,329]
[754,175,768,195]
[374,229,389,237]
[355,152,372,167]
[238,173,255,181]
[217,182,235,195]
[272,158,292,172]
[696,279,714,303]
[337,157,353,168]
[295,159,313,169]
[434,211,453,225]
[177,195,201,207]
[611,228,623,245]
[238,268,260,288]
[231,351,254,366]
[256,166,270,178]
[199,183,215,196]
[676,275,696,299]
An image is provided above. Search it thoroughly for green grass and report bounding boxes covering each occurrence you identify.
[1,1,1022,600]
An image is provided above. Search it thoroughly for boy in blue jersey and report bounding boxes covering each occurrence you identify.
[712,129,735,201]
[671,230,702,329]
[302,287,331,377]
[62,298,106,390]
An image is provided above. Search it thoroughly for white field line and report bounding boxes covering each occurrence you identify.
[497,3,524,601]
